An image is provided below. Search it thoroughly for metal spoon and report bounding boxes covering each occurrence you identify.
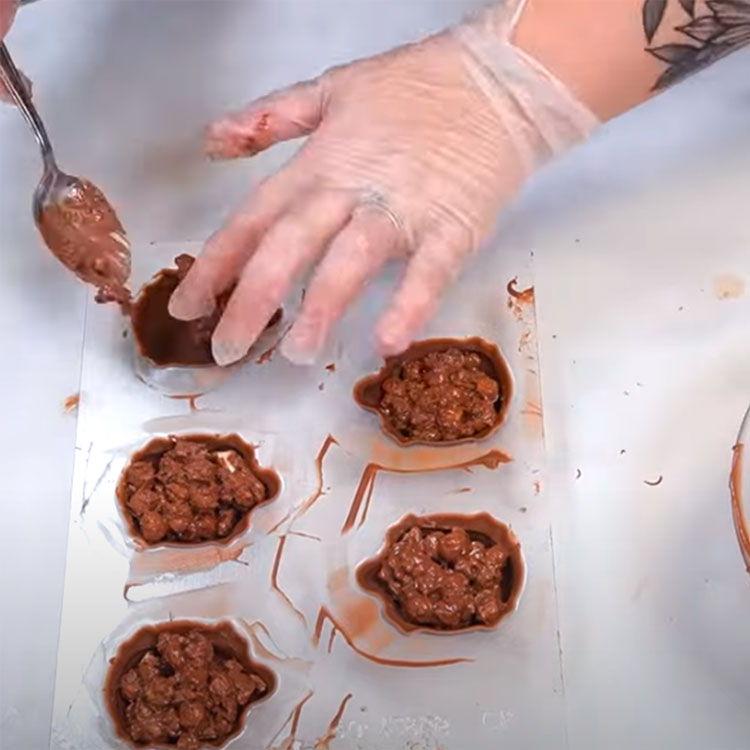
[0,42,131,300]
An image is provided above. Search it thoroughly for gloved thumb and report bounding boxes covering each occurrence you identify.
[0,1,33,106]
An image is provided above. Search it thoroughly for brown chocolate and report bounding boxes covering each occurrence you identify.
[506,277,534,304]
[62,393,80,414]
[312,606,470,667]
[340,450,512,535]
[117,434,280,546]
[731,442,750,571]
[353,338,513,446]
[268,434,338,536]
[131,255,282,367]
[316,694,352,749]
[104,621,275,749]
[37,179,131,305]
[357,513,524,633]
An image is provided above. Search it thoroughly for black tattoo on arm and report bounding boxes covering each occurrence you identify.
[642,0,750,88]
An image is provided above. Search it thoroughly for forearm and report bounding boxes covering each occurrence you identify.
[513,0,750,120]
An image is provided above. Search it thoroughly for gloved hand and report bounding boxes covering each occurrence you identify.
[0,0,15,41]
[0,0,32,104]
[169,0,598,366]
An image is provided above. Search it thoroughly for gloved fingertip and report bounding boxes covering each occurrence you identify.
[204,146,230,162]
[376,321,412,357]
[168,286,216,321]
[211,338,248,368]
[204,113,273,161]
[279,331,319,366]
[204,122,237,161]
[280,311,329,365]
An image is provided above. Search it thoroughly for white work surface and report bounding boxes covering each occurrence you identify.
[1,1,749,748]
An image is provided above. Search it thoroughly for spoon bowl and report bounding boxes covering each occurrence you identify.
[0,42,130,300]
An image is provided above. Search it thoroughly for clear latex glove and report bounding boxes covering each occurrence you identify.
[169,0,598,366]
[0,0,32,104]
[0,0,15,40]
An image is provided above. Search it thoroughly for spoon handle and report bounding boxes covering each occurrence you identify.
[0,43,56,169]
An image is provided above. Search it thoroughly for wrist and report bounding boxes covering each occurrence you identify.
[451,2,598,172]
[511,0,663,120]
